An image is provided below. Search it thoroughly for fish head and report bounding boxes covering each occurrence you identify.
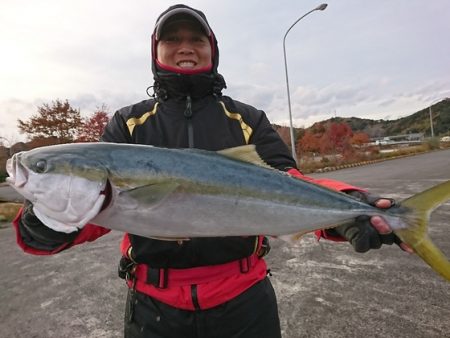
[6,145,109,229]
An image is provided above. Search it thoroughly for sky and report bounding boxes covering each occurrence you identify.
[1,0,449,143]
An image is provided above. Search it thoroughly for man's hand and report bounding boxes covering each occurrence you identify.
[19,200,79,248]
[334,191,413,253]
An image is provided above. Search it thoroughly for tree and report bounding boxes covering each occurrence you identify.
[298,130,321,154]
[320,122,353,154]
[77,106,110,142]
[17,100,82,143]
[351,132,370,146]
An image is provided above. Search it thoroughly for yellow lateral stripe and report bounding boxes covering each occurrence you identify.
[126,103,159,136]
[219,101,253,144]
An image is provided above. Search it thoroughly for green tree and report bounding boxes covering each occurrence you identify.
[17,99,82,143]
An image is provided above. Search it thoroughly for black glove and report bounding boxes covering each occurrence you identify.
[331,191,400,253]
[19,200,79,250]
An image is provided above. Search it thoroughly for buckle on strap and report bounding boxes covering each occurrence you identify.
[239,256,251,273]
[147,267,168,289]
[118,256,136,280]
[256,236,271,258]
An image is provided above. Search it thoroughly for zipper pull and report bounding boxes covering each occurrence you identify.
[184,95,192,118]
[184,95,194,148]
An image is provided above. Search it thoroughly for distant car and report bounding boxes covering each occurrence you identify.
[440,136,450,142]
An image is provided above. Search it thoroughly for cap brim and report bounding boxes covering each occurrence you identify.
[155,8,211,40]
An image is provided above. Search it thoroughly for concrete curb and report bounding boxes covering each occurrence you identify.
[313,150,431,173]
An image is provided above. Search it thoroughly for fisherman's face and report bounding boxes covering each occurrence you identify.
[157,22,212,71]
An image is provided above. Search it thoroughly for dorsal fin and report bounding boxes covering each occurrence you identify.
[217,145,273,169]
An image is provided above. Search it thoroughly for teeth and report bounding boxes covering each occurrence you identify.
[177,61,196,68]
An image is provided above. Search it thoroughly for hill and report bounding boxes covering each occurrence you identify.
[305,98,450,138]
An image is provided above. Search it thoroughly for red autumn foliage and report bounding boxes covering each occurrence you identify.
[298,130,321,153]
[77,106,110,142]
[319,122,353,154]
[351,132,370,145]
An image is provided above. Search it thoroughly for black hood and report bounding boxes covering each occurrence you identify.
[151,4,226,100]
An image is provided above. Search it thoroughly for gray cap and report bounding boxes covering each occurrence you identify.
[154,7,211,40]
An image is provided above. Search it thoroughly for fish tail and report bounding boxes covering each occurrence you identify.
[395,180,450,281]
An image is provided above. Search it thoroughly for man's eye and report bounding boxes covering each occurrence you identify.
[192,36,206,43]
[164,36,179,42]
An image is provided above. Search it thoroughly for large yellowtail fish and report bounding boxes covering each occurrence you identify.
[5,142,450,281]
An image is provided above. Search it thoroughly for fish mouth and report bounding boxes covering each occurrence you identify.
[6,154,28,188]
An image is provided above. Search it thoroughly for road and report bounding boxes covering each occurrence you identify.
[0,149,449,338]
[0,182,23,202]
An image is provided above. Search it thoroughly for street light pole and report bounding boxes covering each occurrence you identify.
[283,3,328,163]
[429,106,434,138]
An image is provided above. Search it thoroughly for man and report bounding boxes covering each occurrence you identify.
[13,4,411,338]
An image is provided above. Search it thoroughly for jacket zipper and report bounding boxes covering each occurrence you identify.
[184,95,199,308]
[184,95,194,148]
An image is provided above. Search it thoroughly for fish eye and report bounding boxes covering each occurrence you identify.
[34,159,47,173]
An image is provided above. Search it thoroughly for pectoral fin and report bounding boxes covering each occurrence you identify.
[120,182,180,207]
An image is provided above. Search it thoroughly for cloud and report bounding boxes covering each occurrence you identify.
[224,75,450,130]
[0,98,37,141]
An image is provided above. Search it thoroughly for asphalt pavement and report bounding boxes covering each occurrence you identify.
[1,149,449,338]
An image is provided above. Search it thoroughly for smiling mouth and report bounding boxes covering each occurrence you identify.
[177,61,197,68]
